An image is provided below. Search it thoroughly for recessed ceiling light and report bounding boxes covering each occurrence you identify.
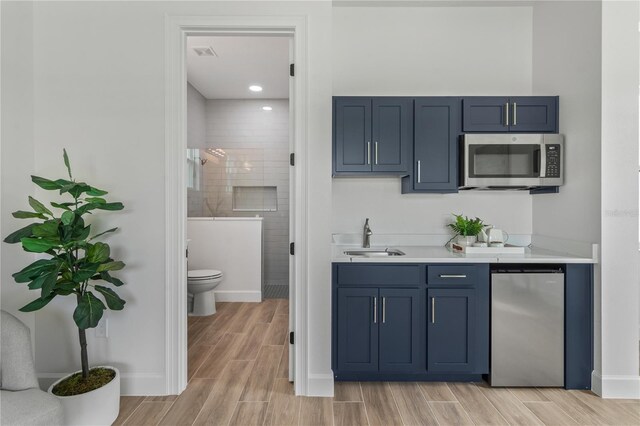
[249,85,263,92]
[262,106,273,111]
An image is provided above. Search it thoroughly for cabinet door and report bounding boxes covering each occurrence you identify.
[379,288,423,372]
[427,288,476,372]
[462,97,510,132]
[337,288,379,372]
[371,98,412,173]
[413,97,460,192]
[334,98,372,172]
[509,97,558,132]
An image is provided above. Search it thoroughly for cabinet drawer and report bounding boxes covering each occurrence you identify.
[428,265,478,286]
[335,264,423,286]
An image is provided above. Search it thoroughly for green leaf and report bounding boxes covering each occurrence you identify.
[89,227,118,241]
[87,242,110,263]
[31,175,63,190]
[74,225,91,241]
[32,221,60,238]
[19,294,56,312]
[4,224,36,243]
[28,274,49,290]
[94,285,126,310]
[61,211,75,226]
[97,261,125,272]
[95,202,124,211]
[99,271,124,287]
[20,237,59,253]
[50,202,73,211]
[12,259,58,283]
[28,196,53,216]
[75,203,98,216]
[40,266,61,297]
[60,182,91,198]
[54,280,78,295]
[73,292,105,329]
[12,211,46,219]
[72,264,100,283]
[87,187,108,196]
[84,197,106,204]
[63,149,72,179]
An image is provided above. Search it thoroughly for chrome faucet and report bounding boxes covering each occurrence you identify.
[363,218,372,248]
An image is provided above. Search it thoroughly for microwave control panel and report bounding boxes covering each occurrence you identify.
[545,144,561,178]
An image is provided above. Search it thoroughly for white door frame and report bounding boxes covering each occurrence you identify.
[164,15,309,395]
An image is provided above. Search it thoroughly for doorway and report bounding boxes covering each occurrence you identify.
[165,16,309,396]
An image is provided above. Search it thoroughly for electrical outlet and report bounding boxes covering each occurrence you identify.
[96,318,108,338]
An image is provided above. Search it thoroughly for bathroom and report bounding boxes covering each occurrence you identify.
[185,35,292,317]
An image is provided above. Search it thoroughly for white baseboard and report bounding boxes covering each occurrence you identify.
[307,373,334,397]
[592,370,640,399]
[38,372,166,395]
[214,290,261,302]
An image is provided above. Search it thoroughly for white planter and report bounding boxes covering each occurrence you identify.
[48,366,120,426]
[456,235,477,247]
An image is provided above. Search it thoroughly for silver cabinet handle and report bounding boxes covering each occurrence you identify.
[439,274,467,278]
[382,297,386,323]
[367,142,371,165]
[431,297,435,324]
[513,102,517,126]
[417,160,421,183]
[505,102,510,127]
[373,296,377,323]
[374,142,379,165]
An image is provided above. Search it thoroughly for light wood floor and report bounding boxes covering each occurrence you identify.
[114,300,640,426]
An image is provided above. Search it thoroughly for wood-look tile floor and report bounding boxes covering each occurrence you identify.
[114,301,640,426]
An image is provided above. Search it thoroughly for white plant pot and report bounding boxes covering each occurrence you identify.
[456,235,477,247]
[48,366,120,426]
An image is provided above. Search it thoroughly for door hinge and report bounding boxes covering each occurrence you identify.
[289,242,295,255]
[290,153,295,166]
[290,63,295,77]
[289,331,294,344]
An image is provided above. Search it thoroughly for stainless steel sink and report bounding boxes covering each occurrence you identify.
[343,248,406,257]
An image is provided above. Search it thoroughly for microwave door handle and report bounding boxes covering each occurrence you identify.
[539,146,546,178]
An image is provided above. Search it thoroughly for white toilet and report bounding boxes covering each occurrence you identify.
[187,269,223,316]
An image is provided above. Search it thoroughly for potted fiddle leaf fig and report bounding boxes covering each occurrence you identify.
[3,149,125,426]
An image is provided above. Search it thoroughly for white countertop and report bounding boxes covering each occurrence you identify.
[332,244,595,264]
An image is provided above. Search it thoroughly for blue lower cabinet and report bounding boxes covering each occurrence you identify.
[379,288,424,372]
[427,288,476,373]
[337,287,379,372]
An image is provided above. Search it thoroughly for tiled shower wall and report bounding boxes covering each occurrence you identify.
[187,96,289,287]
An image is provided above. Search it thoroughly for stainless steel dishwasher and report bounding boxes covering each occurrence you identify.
[491,266,564,387]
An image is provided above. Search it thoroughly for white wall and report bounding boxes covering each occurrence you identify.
[187,82,207,148]
[1,0,37,344]
[599,0,640,398]
[332,5,534,237]
[531,1,602,244]
[1,0,332,396]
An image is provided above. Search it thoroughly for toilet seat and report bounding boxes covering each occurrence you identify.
[188,269,222,280]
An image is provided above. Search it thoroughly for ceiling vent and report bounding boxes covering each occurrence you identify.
[192,46,218,57]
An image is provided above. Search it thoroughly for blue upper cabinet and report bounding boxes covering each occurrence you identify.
[403,97,461,193]
[462,96,559,133]
[334,98,372,173]
[333,97,411,175]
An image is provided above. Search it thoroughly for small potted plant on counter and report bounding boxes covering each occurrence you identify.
[3,150,126,426]
[447,213,485,247]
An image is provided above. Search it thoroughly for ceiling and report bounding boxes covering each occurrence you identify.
[186,36,290,99]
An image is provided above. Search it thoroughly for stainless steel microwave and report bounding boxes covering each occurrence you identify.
[460,134,564,189]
